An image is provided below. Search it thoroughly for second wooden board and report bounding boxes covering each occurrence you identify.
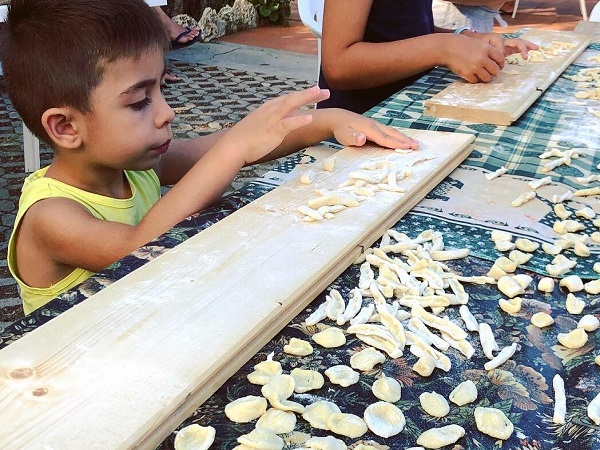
[423,29,591,125]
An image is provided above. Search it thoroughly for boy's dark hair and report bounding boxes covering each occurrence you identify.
[0,0,170,145]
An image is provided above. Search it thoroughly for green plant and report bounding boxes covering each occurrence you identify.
[251,0,291,25]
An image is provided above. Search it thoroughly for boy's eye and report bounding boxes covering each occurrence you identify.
[129,97,152,111]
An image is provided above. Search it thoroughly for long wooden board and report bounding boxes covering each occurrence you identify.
[423,29,590,125]
[575,20,600,44]
[0,129,474,449]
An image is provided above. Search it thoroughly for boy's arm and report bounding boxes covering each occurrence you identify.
[255,107,419,163]
[21,88,326,276]
[156,104,419,186]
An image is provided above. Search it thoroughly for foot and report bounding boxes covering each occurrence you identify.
[153,7,200,43]
[162,71,181,85]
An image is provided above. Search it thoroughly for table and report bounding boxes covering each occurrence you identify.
[1,41,599,450]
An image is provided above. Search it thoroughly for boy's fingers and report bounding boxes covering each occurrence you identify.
[340,125,419,150]
[278,114,314,134]
[279,86,330,112]
[378,124,419,149]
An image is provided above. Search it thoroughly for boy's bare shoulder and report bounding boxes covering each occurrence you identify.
[18,197,96,248]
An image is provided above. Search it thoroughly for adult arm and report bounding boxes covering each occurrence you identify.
[321,0,507,87]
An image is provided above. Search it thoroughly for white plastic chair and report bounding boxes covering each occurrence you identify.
[0,5,41,172]
[590,1,600,21]
[297,0,323,82]
[512,0,588,21]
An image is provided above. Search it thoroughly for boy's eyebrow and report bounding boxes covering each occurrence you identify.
[120,69,167,96]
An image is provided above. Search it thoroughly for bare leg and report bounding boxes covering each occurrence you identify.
[153,6,200,43]
[499,1,515,13]
[163,71,181,83]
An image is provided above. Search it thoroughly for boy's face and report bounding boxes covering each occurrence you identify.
[79,48,175,171]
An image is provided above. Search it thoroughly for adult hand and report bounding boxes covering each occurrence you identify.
[469,31,506,56]
[504,38,539,59]
[443,33,506,83]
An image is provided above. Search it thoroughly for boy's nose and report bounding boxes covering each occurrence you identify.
[156,95,175,128]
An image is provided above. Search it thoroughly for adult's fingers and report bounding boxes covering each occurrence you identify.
[485,33,506,55]
[476,57,502,82]
[505,39,538,59]
[487,45,505,70]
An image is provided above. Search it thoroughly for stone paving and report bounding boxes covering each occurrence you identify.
[0,44,315,330]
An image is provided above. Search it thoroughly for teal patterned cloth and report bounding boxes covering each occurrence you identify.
[367,47,600,279]
[1,44,599,450]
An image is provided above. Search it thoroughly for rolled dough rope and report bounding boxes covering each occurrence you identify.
[348,168,388,184]
[551,190,573,203]
[553,374,567,424]
[459,305,480,332]
[539,148,563,159]
[308,191,360,209]
[588,392,600,425]
[483,342,518,370]
[485,166,508,181]
[528,176,552,190]
[479,322,499,359]
[574,186,600,197]
[406,156,436,167]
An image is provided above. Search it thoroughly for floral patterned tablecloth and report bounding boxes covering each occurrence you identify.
[1,44,599,450]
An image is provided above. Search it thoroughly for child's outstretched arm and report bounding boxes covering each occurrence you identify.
[27,87,329,278]
[254,107,419,164]
[158,93,419,185]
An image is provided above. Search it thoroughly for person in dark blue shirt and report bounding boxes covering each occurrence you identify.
[318,0,536,114]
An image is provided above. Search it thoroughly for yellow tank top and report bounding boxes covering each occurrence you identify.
[8,167,161,315]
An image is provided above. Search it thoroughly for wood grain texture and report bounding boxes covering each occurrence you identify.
[0,129,474,449]
[423,29,591,125]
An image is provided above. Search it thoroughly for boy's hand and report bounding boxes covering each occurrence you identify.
[222,86,330,165]
[328,109,419,150]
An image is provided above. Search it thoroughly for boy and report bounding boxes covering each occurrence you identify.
[1,0,418,314]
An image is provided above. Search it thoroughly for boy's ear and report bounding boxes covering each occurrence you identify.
[41,107,84,149]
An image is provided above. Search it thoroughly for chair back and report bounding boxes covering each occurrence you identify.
[298,0,323,38]
[590,1,600,21]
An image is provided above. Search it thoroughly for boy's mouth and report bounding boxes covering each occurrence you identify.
[151,139,171,155]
